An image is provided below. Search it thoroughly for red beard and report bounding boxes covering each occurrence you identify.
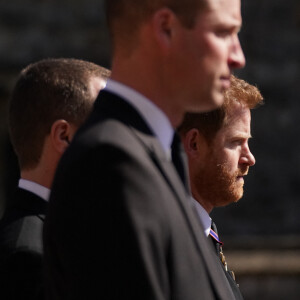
[193,161,249,208]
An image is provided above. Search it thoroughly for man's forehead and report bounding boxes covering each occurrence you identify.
[222,108,251,136]
[206,0,241,9]
[204,0,242,23]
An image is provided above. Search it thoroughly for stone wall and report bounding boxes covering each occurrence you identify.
[1,0,300,298]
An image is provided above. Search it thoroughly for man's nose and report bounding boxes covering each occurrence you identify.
[228,35,246,69]
[240,146,255,166]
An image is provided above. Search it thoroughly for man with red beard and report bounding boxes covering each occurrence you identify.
[178,75,263,300]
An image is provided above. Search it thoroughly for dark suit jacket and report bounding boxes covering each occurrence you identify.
[43,90,235,300]
[0,188,46,300]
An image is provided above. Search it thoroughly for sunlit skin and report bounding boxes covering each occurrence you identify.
[188,103,255,213]
[110,0,245,128]
[167,0,246,115]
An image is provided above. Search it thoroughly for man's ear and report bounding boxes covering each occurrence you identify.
[50,120,73,154]
[152,8,177,50]
[182,128,206,158]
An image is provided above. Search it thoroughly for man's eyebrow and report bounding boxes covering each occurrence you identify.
[230,132,252,139]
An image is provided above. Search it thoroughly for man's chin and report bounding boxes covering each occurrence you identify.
[186,89,224,113]
[222,188,243,205]
[210,89,225,109]
[201,95,224,113]
[233,189,243,203]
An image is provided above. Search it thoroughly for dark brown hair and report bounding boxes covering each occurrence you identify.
[9,58,110,169]
[178,75,264,143]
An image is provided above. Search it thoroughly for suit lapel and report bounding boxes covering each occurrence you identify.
[94,91,235,299]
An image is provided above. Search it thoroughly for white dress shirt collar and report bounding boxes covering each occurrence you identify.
[193,197,211,237]
[105,79,174,157]
[18,179,50,202]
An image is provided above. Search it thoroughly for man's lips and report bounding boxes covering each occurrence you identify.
[236,173,248,182]
[220,76,231,89]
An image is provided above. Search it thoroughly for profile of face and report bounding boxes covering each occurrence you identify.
[170,0,245,112]
[188,103,255,212]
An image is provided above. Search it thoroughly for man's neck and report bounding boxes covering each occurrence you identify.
[191,189,214,214]
[192,197,211,237]
[110,50,185,129]
[20,167,52,189]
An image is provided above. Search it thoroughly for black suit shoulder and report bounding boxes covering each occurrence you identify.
[0,188,46,300]
[0,214,44,258]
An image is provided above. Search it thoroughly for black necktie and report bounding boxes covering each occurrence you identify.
[171,133,187,188]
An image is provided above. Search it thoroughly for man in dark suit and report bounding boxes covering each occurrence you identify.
[43,0,246,299]
[179,75,264,299]
[0,58,110,299]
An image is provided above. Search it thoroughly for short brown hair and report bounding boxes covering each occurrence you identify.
[9,58,110,169]
[178,75,264,143]
[105,0,207,49]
